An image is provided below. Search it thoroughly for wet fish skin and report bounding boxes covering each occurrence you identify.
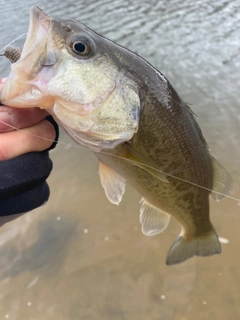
[0,7,233,265]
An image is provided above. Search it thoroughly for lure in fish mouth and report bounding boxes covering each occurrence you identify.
[0,7,233,265]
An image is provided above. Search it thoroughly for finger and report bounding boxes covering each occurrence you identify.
[0,77,7,91]
[0,106,48,132]
[0,119,57,161]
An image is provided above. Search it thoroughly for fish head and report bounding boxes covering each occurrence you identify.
[1,6,140,151]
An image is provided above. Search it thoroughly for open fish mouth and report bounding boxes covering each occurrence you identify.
[0,7,58,108]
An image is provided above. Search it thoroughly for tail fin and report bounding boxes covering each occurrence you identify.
[166,228,221,265]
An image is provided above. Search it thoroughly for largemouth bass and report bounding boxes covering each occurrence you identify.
[0,7,233,265]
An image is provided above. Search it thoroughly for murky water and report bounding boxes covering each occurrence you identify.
[0,0,240,319]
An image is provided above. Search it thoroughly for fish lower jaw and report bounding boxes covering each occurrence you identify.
[0,77,52,108]
[1,92,54,110]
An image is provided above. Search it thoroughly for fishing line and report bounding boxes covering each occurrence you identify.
[0,119,239,203]
[0,33,28,54]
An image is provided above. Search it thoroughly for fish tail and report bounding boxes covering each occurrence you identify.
[166,226,221,265]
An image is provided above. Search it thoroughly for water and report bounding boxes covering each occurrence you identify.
[0,0,240,319]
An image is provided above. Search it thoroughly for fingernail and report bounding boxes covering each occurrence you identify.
[0,109,16,132]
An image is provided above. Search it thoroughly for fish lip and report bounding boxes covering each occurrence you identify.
[30,6,52,32]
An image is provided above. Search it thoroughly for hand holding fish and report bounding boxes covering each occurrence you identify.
[0,78,56,159]
[0,77,59,224]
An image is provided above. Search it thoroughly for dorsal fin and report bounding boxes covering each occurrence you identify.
[139,198,171,236]
[184,102,209,150]
[211,157,233,201]
[99,161,126,205]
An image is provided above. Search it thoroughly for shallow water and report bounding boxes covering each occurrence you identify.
[0,0,240,319]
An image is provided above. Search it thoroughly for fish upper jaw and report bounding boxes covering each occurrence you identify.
[23,7,52,57]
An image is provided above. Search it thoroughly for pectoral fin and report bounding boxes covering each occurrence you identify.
[123,143,168,183]
[99,161,126,205]
[139,198,171,236]
[211,157,233,201]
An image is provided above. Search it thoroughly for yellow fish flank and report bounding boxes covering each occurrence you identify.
[0,7,233,265]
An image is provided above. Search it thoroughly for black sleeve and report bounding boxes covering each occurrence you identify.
[0,116,59,226]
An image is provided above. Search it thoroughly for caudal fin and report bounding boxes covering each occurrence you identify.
[166,228,221,265]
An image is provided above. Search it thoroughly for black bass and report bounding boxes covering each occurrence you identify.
[0,7,233,265]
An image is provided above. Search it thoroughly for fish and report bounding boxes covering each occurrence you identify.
[0,6,233,265]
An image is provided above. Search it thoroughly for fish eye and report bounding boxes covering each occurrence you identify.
[70,36,92,56]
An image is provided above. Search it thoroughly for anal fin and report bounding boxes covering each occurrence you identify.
[139,198,171,236]
[211,157,233,201]
[99,161,126,205]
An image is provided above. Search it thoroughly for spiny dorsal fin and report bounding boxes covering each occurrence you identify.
[139,198,171,236]
[99,161,126,205]
[185,102,198,118]
[184,102,210,150]
[211,157,233,201]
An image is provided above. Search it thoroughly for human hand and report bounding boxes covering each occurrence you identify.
[0,77,59,224]
[0,78,56,159]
